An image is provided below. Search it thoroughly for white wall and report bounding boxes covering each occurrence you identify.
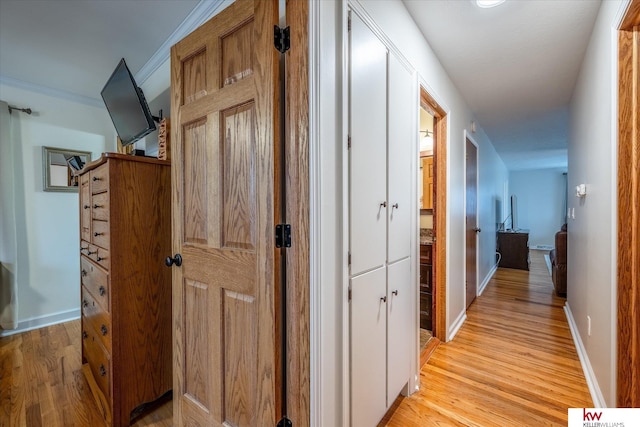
[567,0,624,407]
[0,83,114,332]
[314,0,508,423]
[509,168,567,248]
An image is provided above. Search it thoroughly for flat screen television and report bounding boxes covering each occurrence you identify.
[101,58,156,146]
[510,194,519,231]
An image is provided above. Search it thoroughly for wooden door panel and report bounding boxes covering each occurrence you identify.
[387,258,411,405]
[171,1,279,426]
[465,139,477,309]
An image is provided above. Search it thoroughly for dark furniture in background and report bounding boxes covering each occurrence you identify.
[420,244,433,330]
[550,224,567,297]
[497,230,530,270]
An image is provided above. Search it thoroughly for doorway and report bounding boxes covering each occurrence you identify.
[419,86,448,343]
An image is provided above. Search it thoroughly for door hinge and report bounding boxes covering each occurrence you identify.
[348,288,352,301]
[348,252,351,265]
[347,135,351,149]
[277,417,292,427]
[274,25,291,53]
[275,224,292,248]
[348,15,352,32]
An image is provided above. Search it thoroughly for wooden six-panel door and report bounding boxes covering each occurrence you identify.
[170,1,281,426]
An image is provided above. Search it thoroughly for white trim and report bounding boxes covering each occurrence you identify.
[309,0,322,424]
[0,309,80,338]
[477,263,497,296]
[564,303,606,407]
[613,0,633,29]
[135,0,233,86]
[447,310,467,341]
[0,76,104,108]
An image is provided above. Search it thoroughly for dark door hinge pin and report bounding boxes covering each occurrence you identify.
[274,25,291,53]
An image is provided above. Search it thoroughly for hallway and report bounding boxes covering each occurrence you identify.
[382,250,592,426]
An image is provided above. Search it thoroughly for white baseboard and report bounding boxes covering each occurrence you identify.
[478,264,498,296]
[447,310,467,342]
[0,308,80,337]
[564,303,606,407]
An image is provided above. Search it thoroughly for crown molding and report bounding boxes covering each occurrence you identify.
[135,0,233,86]
[0,75,104,108]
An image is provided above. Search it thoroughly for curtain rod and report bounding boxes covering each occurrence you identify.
[8,105,32,115]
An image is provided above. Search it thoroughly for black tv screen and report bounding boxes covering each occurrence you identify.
[101,58,156,146]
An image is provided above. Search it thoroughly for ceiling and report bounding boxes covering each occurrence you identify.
[0,0,602,170]
[403,0,602,170]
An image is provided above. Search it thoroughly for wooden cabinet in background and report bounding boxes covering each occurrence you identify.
[420,244,433,330]
[497,230,530,270]
[78,153,172,427]
[421,156,433,210]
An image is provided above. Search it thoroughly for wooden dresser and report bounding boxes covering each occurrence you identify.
[78,153,172,426]
[497,230,530,270]
[419,243,433,330]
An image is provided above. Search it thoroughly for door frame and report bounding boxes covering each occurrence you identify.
[616,0,639,407]
[464,132,480,309]
[420,86,448,342]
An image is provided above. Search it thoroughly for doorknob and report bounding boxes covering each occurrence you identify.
[165,254,183,267]
[473,227,481,233]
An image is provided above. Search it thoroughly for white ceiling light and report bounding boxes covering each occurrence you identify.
[476,0,506,8]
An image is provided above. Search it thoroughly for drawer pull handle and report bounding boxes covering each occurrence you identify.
[93,204,102,209]
[380,296,387,303]
[81,269,87,277]
[99,364,107,376]
[92,177,101,182]
[82,331,88,339]
[83,205,90,210]
[100,325,108,336]
[392,290,398,296]
[82,299,88,308]
[96,256,103,262]
[99,286,106,296]
[93,232,103,237]
[87,250,97,255]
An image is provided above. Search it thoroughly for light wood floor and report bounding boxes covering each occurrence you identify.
[1,251,591,426]
[382,250,592,426]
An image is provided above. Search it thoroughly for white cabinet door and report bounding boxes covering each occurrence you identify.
[350,267,387,427]
[387,257,412,405]
[349,12,388,276]
[387,53,414,263]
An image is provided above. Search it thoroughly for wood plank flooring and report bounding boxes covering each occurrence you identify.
[0,320,171,427]
[382,250,592,426]
[1,251,591,426]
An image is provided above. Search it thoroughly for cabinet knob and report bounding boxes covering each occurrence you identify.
[82,299,88,308]
[100,324,108,336]
[99,286,106,296]
[81,269,87,277]
[96,256,103,262]
[380,296,387,303]
[82,331,88,339]
[93,204,102,209]
[380,201,387,208]
[392,290,398,296]
[83,205,90,210]
[99,364,107,376]
[165,254,183,267]
[93,232,103,237]
[92,176,101,182]
[473,227,482,233]
[392,203,399,209]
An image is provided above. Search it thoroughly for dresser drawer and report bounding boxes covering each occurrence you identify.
[420,244,432,264]
[80,175,91,242]
[95,247,110,270]
[92,220,110,249]
[80,256,109,310]
[82,322,111,399]
[419,264,432,292]
[90,164,109,194]
[82,287,112,354]
[91,192,110,221]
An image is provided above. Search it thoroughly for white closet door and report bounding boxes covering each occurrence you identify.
[387,257,412,405]
[387,53,414,263]
[350,267,387,427]
[349,12,388,276]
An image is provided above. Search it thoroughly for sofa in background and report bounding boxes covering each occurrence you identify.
[549,223,567,297]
